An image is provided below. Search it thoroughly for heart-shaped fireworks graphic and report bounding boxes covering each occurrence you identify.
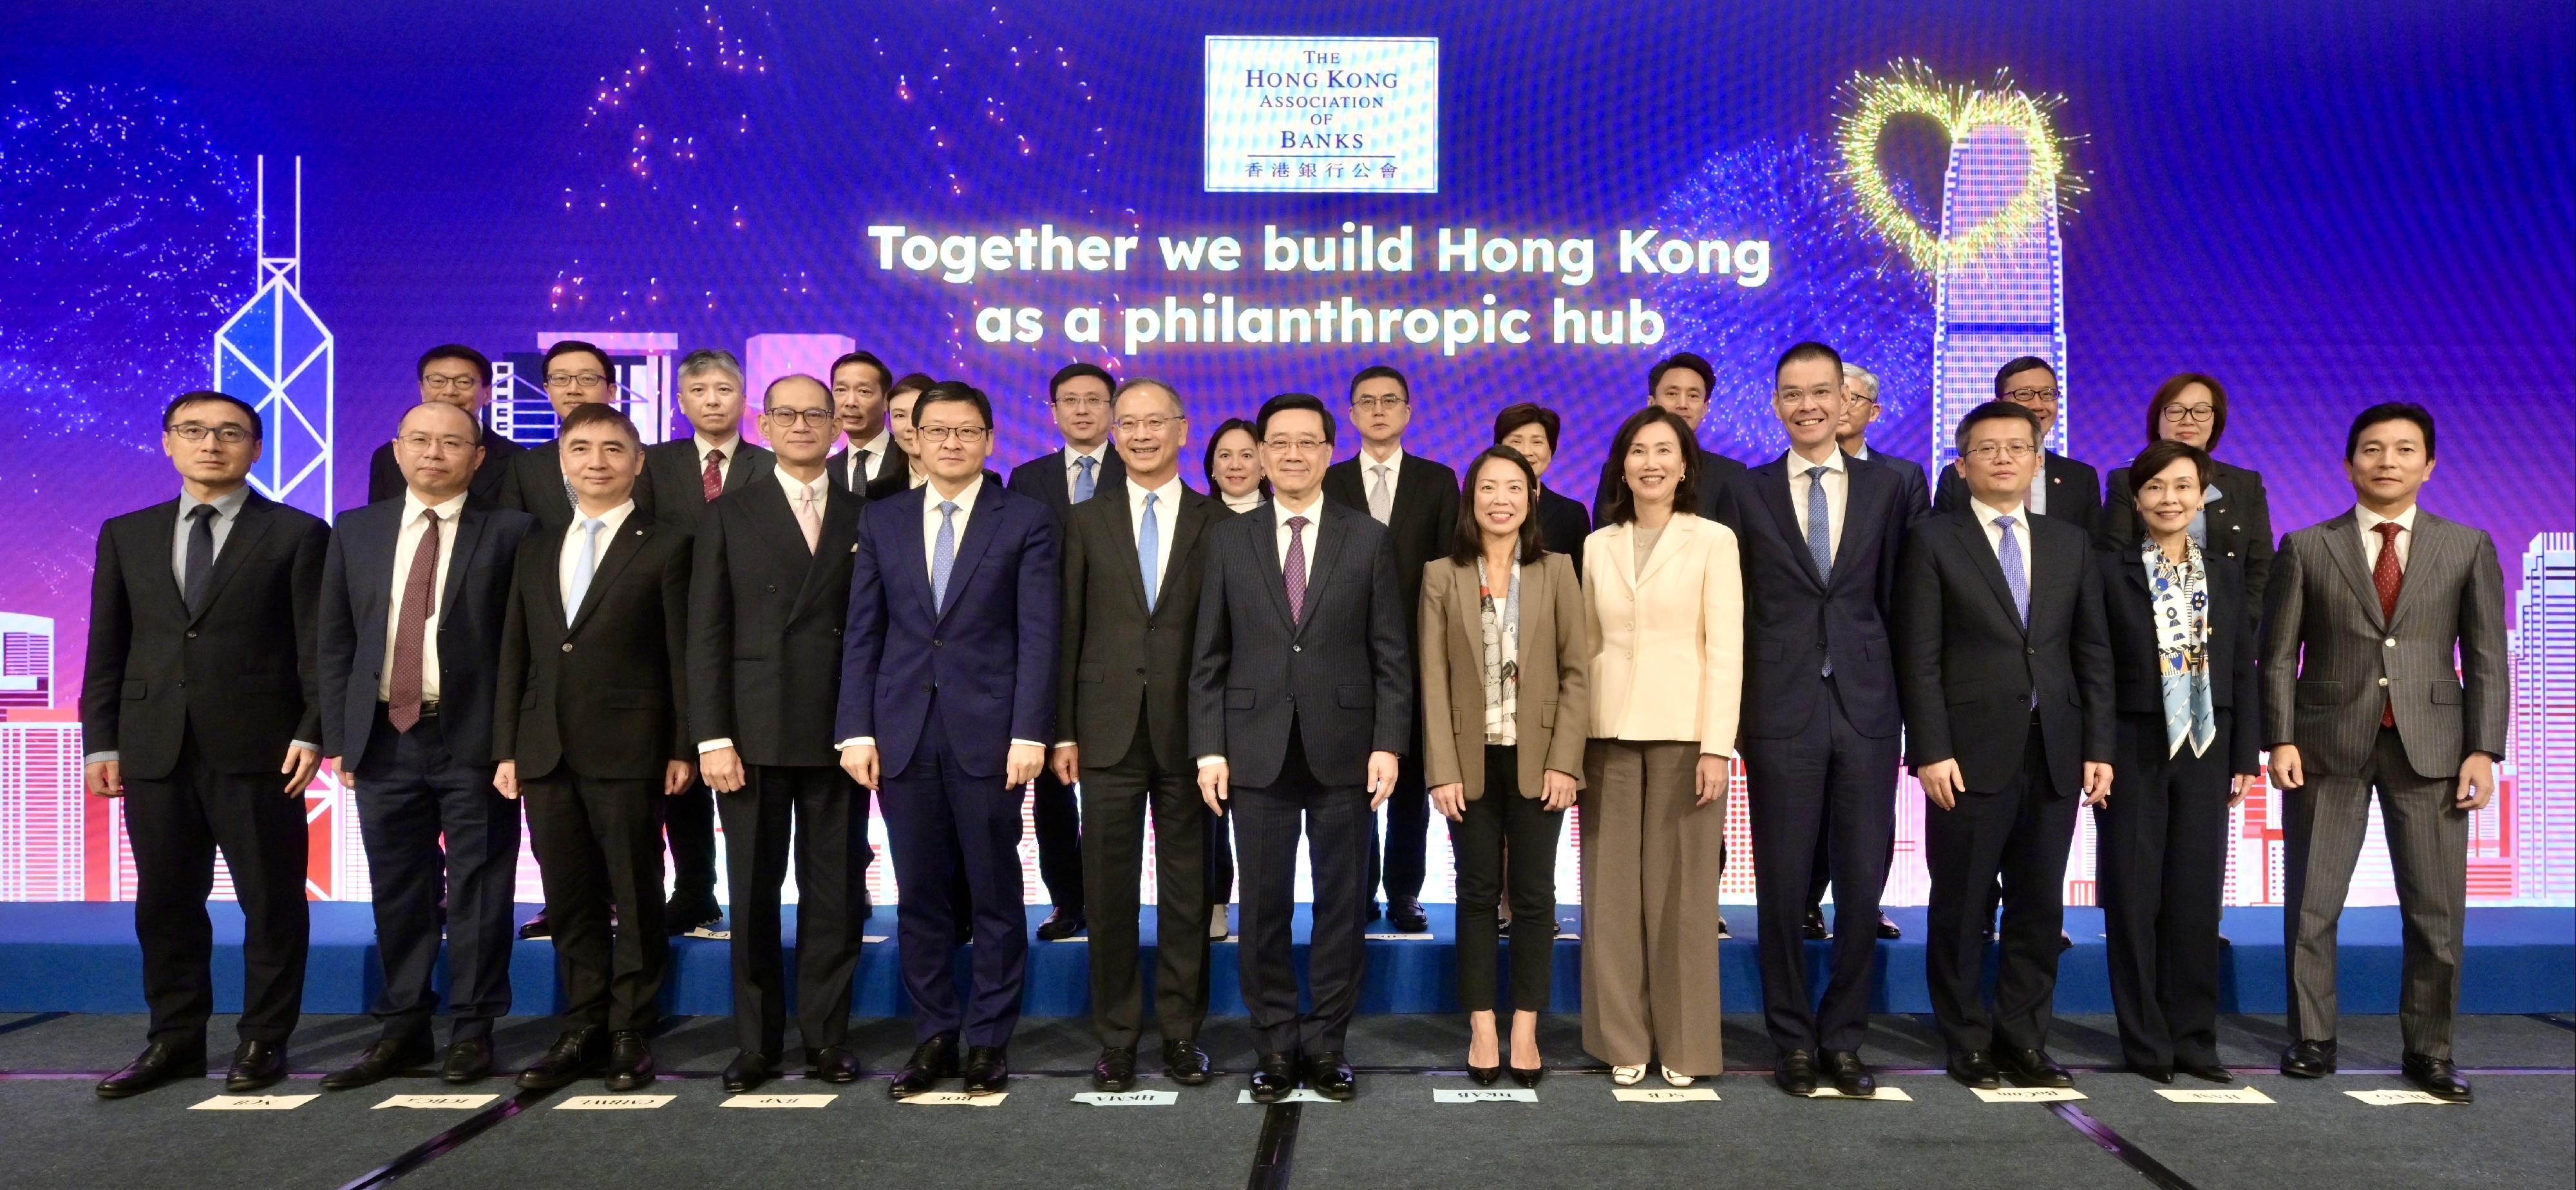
[1835,63,2074,274]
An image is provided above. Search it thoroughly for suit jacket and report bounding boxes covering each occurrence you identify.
[1592,443,1747,525]
[1417,552,1591,800]
[1893,509,2114,797]
[81,492,329,780]
[1056,478,1224,773]
[1856,446,1930,512]
[828,437,901,498]
[1007,446,1126,525]
[493,514,694,780]
[497,438,659,532]
[1535,486,1591,579]
[687,474,862,769]
[834,482,1059,779]
[1321,452,1461,651]
[1188,498,1412,788]
[366,433,522,507]
[2098,459,2275,612]
[1580,514,1743,753]
[1935,449,2100,535]
[2094,544,2262,776]
[2262,510,2507,779]
[640,437,773,532]
[1720,453,1909,741]
[316,497,536,772]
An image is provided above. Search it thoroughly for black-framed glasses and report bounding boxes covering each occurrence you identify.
[765,408,835,428]
[2160,403,2216,424]
[1349,394,1408,411]
[2003,386,2060,404]
[1962,442,2039,461]
[916,425,990,445]
[396,433,477,453]
[1114,415,1182,435]
[546,371,609,389]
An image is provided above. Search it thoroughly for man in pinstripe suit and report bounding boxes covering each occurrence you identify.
[2263,402,2506,1104]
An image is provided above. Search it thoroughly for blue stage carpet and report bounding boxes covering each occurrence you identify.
[0,902,2567,1017]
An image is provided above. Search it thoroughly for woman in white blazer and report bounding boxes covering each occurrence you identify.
[1578,406,1743,1088]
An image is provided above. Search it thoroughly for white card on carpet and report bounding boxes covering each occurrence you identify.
[1074,1090,1179,1106]
[374,1093,498,1110]
[1236,1088,1340,1104]
[190,1094,317,1111]
[1808,1085,1913,1100]
[1434,1088,1537,1103]
[900,1091,1008,1106]
[2156,1087,2273,1104]
[1613,1087,1719,1102]
[1365,932,1434,941]
[1969,1086,2081,1103]
[722,1093,837,1108]
[862,935,889,943]
[2345,1089,2464,1106]
[555,1095,675,1110]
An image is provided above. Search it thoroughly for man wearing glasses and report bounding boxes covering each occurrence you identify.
[1935,356,2101,534]
[1005,362,1124,941]
[500,339,652,533]
[86,392,331,1098]
[365,345,522,506]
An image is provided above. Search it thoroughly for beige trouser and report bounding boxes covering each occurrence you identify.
[1579,739,1727,1075]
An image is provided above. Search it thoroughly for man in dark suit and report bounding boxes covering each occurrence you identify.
[1494,402,1590,577]
[1320,364,1455,934]
[826,350,903,496]
[498,339,655,534]
[637,348,773,935]
[1934,356,2099,534]
[494,402,696,1093]
[1003,361,1122,940]
[1591,351,1748,524]
[2264,403,2505,1103]
[840,382,1061,1098]
[365,345,522,506]
[316,402,536,1090]
[689,375,869,1093]
[1052,377,1223,1091]
[84,392,328,1099]
[1897,399,2114,1092]
[1725,343,1911,1099]
[1194,393,1411,1102]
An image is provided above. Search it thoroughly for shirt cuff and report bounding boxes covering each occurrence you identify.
[1197,755,1226,769]
[1010,738,1043,751]
[290,739,319,755]
[696,739,735,755]
[84,751,118,766]
[1052,740,1075,750]
[838,737,875,750]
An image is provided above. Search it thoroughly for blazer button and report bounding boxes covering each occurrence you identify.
[2025,647,2035,655]
[2378,677,2389,686]
[933,638,943,647]
[766,584,778,594]
[2384,638,2396,648]
[1292,644,1302,652]
[561,643,574,653]
[185,630,198,639]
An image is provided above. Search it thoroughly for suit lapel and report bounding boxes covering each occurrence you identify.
[1958,516,2027,634]
[719,445,763,496]
[2389,513,2451,630]
[1833,456,1893,592]
[1102,484,1151,614]
[934,484,1007,627]
[1753,458,1822,591]
[1633,516,1687,589]
[191,495,277,625]
[1253,504,1296,630]
[1154,493,1213,615]
[439,505,485,619]
[568,518,650,635]
[1296,503,1354,639]
[2317,511,2384,630]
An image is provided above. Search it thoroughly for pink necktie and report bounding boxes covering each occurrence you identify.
[795,487,821,554]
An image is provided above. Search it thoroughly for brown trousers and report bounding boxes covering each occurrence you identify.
[1579,739,1727,1074]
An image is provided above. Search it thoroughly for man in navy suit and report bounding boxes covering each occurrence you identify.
[840,381,1060,1098]
[316,401,536,1088]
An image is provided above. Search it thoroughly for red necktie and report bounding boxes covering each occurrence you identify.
[388,510,440,732]
[701,448,725,502]
[2373,521,2402,727]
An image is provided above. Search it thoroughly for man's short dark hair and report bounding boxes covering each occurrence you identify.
[163,391,264,440]
[558,400,640,446]
[1048,361,1116,401]
[1256,392,1335,446]
[1348,364,1409,402]
[890,372,936,397]
[1492,402,1560,450]
[829,350,894,393]
[1954,399,2045,455]
[1647,352,1714,395]
[914,381,994,430]
[416,344,493,386]
[543,339,614,380]
[2345,401,2437,462]
[1773,341,1844,380]
[1994,355,2056,397]
[2125,439,2213,509]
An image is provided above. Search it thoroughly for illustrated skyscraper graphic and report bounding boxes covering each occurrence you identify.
[1929,123,2069,466]
[2514,533,2575,903]
[214,156,335,521]
[0,612,53,708]
[0,613,80,901]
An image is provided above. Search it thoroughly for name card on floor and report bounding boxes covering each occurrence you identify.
[1434,1088,1537,1104]
[1808,1086,1913,1101]
[900,1091,1008,1106]
[1236,1088,1341,1104]
[1613,1088,1719,1103]
[862,936,889,944]
[375,1093,499,1110]
[722,1093,837,1108]
[2346,1090,2464,1106]
[1365,932,1434,941]
[1074,1090,1179,1106]
[556,1095,675,1110]
[2156,1087,2273,1104]
[1969,1086,2081,1104]
[191,1094,317,1111]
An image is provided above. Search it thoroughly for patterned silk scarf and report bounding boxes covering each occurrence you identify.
[1479,560,1521,746]
[2145,538,2217,757]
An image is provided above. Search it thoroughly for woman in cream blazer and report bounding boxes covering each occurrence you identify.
[1578,407,1743,1088]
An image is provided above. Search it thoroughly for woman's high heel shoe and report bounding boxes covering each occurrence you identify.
[1611,1064,1647,1086]
[1468,1062,1502,1086]
[1509,1064,1544,1089]
[1661,1065,1695,1088]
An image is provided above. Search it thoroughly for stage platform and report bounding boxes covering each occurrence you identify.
[2,902,2568,1017]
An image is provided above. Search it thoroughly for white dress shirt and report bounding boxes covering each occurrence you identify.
[2027,449,2053,517]
[692,432,742,490]
[2356,503,2417,571]
[1130,473,1183,600]
[1198,491,1329,770]
[379,491,466,702]
[1970,495,2034,591]
[846,432,891,489]
[558,500,638,610]
[1785,444,1848,564]
[838,475,1038,753]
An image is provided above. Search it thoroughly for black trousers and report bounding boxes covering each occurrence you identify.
[1031,767,1084,914]
[353,706,519,1044]
[1743,690,1898,1053]
[2098,712,2231,1069]
[665,780,719,910]
[524,771,668,1032]
[1369,750,1430,907]
[124,730,310,1050]
[1922,722,2079,1056]
[719,764,869,1057]
[1082,710,1213,1047]
[881,710,1029,1047]
[1450,746,1564,1013]
[1235,722,1372,1058]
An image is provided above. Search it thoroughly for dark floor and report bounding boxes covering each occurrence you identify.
[1,1011,2567,1190]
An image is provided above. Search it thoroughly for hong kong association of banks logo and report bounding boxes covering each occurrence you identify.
[1204,35,1439,194]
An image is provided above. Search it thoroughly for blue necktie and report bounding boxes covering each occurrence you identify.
[1138,491,1160,612]
[1806,466,1833,676]
[566,517,604,625]
[1074,455,1097,504]
[931,500,958,614]
[1995,514,2029,627]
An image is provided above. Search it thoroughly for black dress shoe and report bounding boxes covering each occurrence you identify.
[1718,915,1732,939]
[2136,1064,2175,1083]
[1800,909,1829,940]
[1304,1052,1356,1100]
[441,1038,493,1084]
[95,1042,205,1099]
[226,1040,288,1093]
[2174,1061,2231,1084]
[2280,1039,2337,1079]
[516,910,553,941]
[962,1046,1009,1093]
[1093,1046,1138,1091]
[1823,1050,1875,1097]
[1876,914,1901,940]
[2058,930,2073,951]
[1774,1049,1818,1096]
[1388,901,1430,933]
[1998,1048,2074,1088]
[889,1034,960,1099]
[1034,909,1088,941]
[2401,1053,2472,1103]
[1162,1039,1212,1086]
[1947,1050,2001,1090]
[603,1031,656,1091]
[1249,1054,1297,1103]
[721,1050,779,1093]
[665,898,723,936]
[516,1027,607,1091]
[321,1035,433,1090]
[808,1046,862,1084]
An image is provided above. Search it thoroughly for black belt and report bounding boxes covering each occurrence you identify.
[382,701,440,719]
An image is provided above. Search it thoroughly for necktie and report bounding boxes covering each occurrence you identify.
[931,500,958,614]
[2374,521,2403,726]
[1073,455,1097,504]
[1138,491,1161,612]
[1283,515,1311,625]
[1995,515,2029,627]
[182,504,217,616]
[1368,463,1394,524]
[702,448,725,502]
[567,517,604,625]
[388,510,440,732]
[1806,466,1833,677]
[794,486,822,554]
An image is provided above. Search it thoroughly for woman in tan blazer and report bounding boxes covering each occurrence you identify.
[1421,446,1591,1089]
[1578,407,1744,1087]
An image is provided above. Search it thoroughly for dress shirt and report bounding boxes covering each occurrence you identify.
[696,469,832,756]
[838,473,1037,753]
[2027,449,2054,516]
[1197,490,1328,770]
[170,485,251,589]
[1358,444,1406,522]
[692,432,742,490]
[2356,503,2417,571]
[1785,444,1849,563]
[845,432,891,489]
[558,500,638,610]
[1970,495,2034,591]
[377,490,466,702]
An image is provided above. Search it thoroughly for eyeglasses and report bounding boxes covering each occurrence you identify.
[1264,437,1328,454]
[1114,415,1182,435]
[1349,395,1408,411]
[1051,396,1108,411]
[421,375,484,393]
[766,408,835,428]
[397,433,477,453]
[915,425,990,445]
[2161,403,2216,424]
[167,423,252,444]
[2002,386,2059,405]
[546,371,609,389]
[1962,442,2038,461]
[1774,384,1841,405]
